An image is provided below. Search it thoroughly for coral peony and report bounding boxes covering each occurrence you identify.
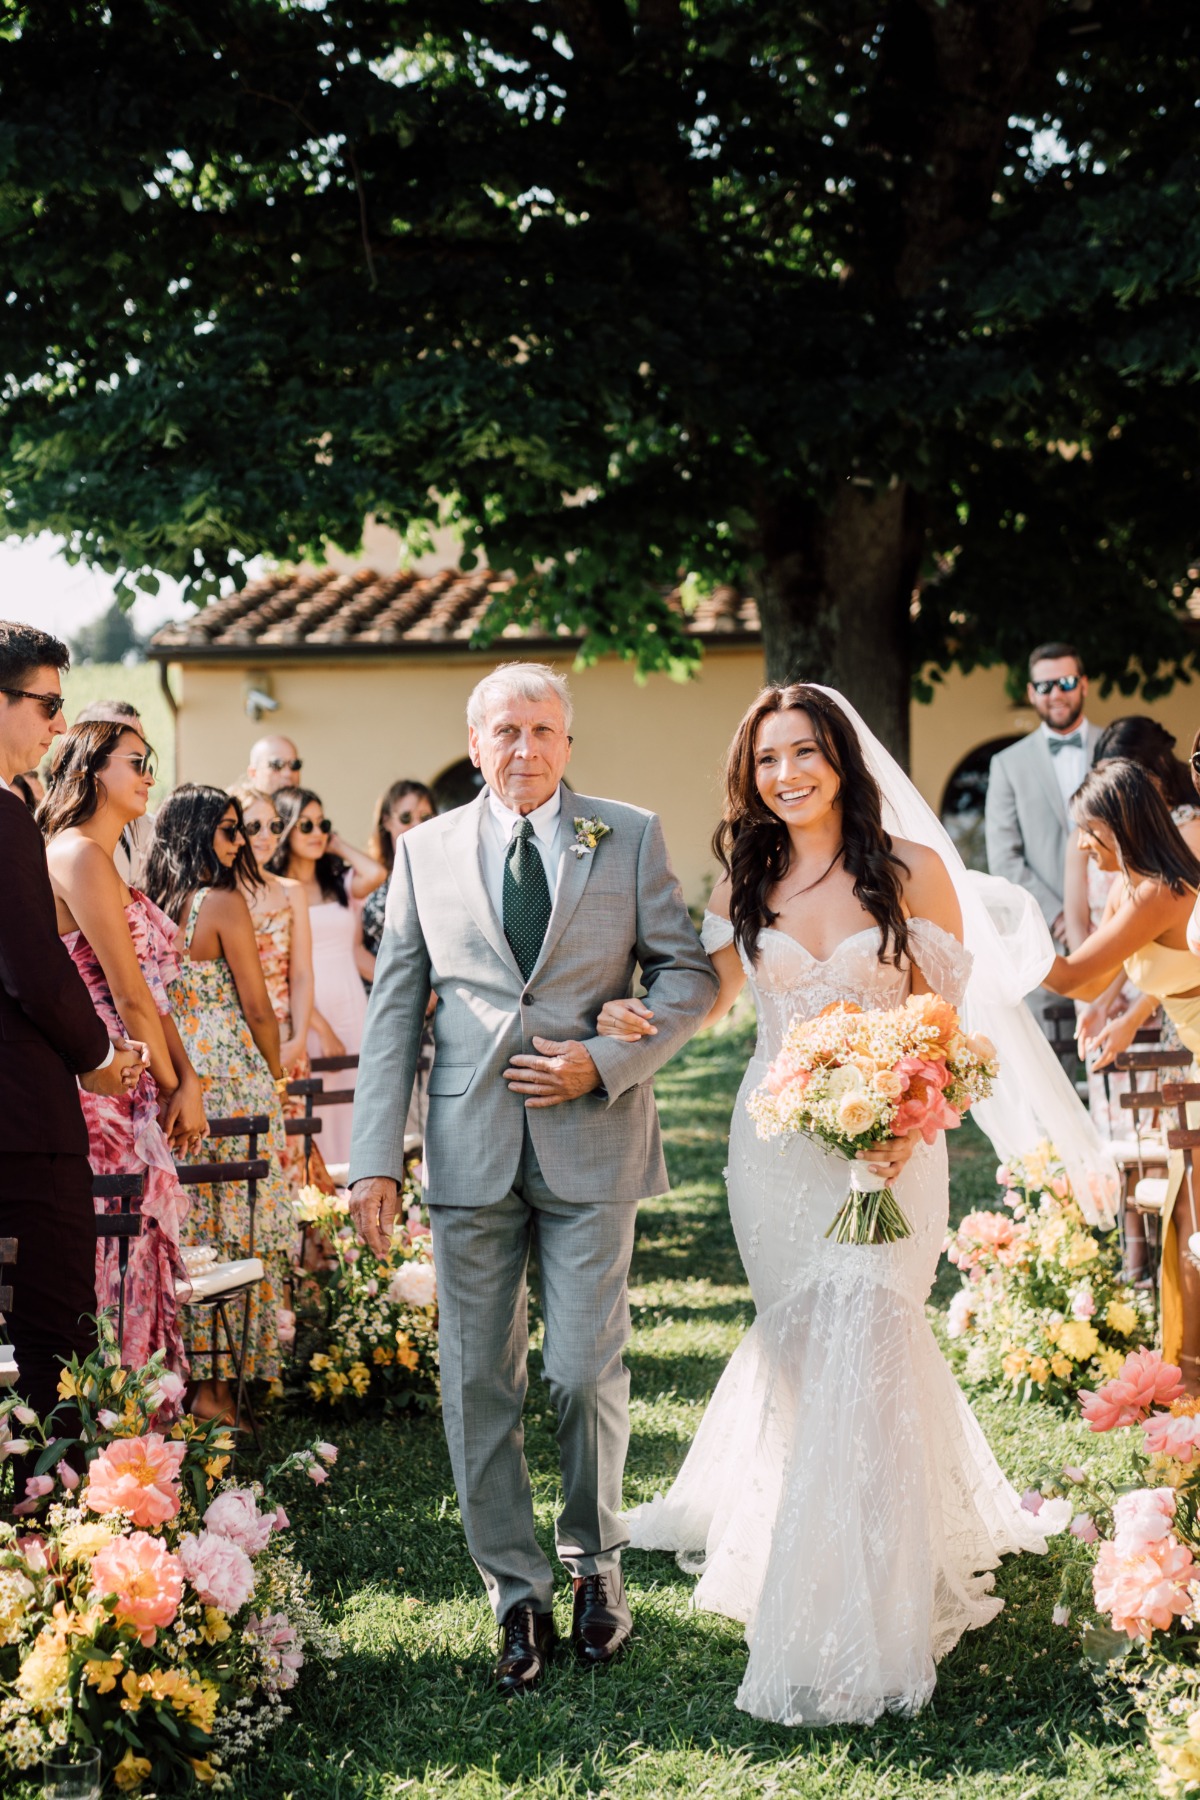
[177,1531,256,1613]
[1143,1409,1200,1465]
[1094,1534,1196,1640]
[84,1433,186,1527]
[1080,1349,1185,1431]
[90,1531,184,1646]
[203,1489,276,1556]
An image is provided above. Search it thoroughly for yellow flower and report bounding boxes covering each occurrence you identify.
[1051,1354,1073,1380]
[1105,1300,1139,1337]
[0,1567,36,1645]
[1058,1320,1100,1362]
[1029,1356,1050,1385]
[310,1353,331,1373]
[1002,1348,1029,1380]
[1064,1235,1100,1269]
[327,1370,347,1398]
[201,1606,231,1645]
[15,1630,69,1711]
[110,1367,127,1392]
[372,1345,394,1366]
[190,1760,218,1786]
[57,1368,78,1400]
[307,1380,326,1402]
[121,1668,147,1712]
[1096,1346,1125,1379]
[113,1748,153,1792]
[83,1657,124,1694]
[204,1455,230,1480]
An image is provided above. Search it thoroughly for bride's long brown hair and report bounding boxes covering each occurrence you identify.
[714,685,911,962]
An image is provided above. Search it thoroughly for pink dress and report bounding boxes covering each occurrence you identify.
[63,892,191,1377]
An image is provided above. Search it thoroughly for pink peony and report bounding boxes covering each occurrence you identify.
[203,1489,276,1555]
[1143,1410,1200,1465]
[177,1531,256,1613]
[1094,1534,1196,1641]
[1112,1487,1177,1553]
[91,1531,184,1645]
[892,1055,961,1144]
[1080,1349,1185,1432]
[84,1434,186,1527]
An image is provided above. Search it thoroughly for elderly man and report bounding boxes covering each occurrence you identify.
[246,733,303,795]
[349,661,717,1693]
[0,623,144,1433]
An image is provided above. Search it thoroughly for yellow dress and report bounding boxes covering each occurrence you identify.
[1124,939,1200,1364]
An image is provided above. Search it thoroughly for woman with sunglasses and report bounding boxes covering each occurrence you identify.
[144,785,298,1421]
[267,787,385,1168]
[361,779,436,982]
[1042,758,1200,1387]
[41,722,201,1383]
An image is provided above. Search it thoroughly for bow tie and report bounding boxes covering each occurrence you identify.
[1048,732,1083,755]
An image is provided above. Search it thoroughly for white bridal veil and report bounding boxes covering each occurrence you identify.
[814,686,1119,1227]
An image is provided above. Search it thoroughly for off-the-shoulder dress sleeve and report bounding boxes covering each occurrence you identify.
[700,909,736,955]
[908,917,973,1009]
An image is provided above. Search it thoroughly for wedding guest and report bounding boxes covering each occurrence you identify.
[246,734,303,796]
[0,623,144,1437]
[1042,759,1200,1387]
[11,769,43,810]
[361,779,436,977]
[144,786,297,1420]
[985,643,1097,1033]
[228,783,331,1191]
[42,721,201,1381]
[75,700,155,884]
[268,788,385,1167]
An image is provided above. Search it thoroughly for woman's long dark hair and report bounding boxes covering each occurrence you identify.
[1072,759,1200,895]
[143,784,262,923]
[714,685,910,962]
[39,722,151,839]
[267,786,348,904]
[1094,716,1193,810]
[369,778,435,872]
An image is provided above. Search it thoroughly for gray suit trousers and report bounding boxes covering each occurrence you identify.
[430,1125,638,1620]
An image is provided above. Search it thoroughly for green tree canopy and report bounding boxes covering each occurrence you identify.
[2,0,1198,751]
[70,599,146,665]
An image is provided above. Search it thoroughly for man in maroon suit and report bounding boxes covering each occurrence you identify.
[0,621,144,1433]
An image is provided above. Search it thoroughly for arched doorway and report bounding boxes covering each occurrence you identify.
[432,757,486,813]
[939,736,1022,872]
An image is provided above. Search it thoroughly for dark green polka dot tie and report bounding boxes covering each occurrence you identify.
[503,818,553,979]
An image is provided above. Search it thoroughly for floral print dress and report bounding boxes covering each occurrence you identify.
[168,889,296,1382]
[63,892,191,1377]
[252,879,319,1190]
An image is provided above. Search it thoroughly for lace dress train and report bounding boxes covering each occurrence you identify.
[625,915,1046,1726]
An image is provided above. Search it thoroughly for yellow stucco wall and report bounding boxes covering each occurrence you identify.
[167,652,1200,905]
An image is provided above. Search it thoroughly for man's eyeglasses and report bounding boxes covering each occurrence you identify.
[244,818,284,838]
[109,750,158,780]
[0,686,65,719]
[217,821,246,844]
[295,817,332,835]
[266,757,303,773]
[1031,676,1082,696]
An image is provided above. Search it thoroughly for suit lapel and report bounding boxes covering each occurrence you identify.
[529,795,596,980]
[440,790,524,983]
[1029,729,1068,828]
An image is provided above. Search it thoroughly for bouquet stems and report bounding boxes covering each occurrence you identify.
[825,1163,913,1244]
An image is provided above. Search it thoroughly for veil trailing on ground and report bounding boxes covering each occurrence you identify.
[814,686,1119,1227]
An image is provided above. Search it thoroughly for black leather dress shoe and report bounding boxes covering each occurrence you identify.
[494,1604,557,1696]
[571,1567,632,1665]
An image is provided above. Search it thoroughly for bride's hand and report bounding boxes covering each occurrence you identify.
[596,998,657,1043]
[857,1132,920,1182]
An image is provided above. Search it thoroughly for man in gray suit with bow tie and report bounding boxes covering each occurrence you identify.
[349,662,718,1694]
[985,642,1098,1027]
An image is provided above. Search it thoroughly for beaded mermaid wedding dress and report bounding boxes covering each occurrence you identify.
[624,913,1047,1726]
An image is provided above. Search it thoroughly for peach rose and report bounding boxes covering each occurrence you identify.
[837,1094,877,1136]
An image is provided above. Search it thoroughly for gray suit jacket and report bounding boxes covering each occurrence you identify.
[348,786,719,1206]
[984,727,1098,925]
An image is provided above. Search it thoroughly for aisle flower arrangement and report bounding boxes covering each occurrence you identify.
[1026,1347,1200,1796]
[942,1142,1149,1403]
[748,992,997,1243]
[295,1181,439,1412]
[0,1327,339,1791]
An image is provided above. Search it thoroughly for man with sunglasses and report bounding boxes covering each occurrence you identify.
[985,642,1098,1028]
[0,622,147,1447]
[246,734,303,796]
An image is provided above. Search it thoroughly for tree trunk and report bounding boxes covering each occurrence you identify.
[754,480,921,767]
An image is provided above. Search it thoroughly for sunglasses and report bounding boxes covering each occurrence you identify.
[266,757,303,772]
[0,686,66,718]
[394,809,432,826]
[109,750,158,780]
[1031,676,1082,696]
[295,816,332,835]
[1190,752,1200,776]
[217,821,246,843]
[244,817,284,838]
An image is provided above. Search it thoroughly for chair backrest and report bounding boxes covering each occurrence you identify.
[1162,1082,1200,1155]
[309,1054,359,1074]
[175,1115,271,1256]
[93,1171,146,1239]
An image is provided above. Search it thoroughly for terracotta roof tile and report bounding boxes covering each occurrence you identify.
[148,566,761,658]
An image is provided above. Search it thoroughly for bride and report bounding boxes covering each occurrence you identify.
[597,683,1053,1728]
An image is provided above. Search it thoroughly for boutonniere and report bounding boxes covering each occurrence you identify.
[571,815,611,859]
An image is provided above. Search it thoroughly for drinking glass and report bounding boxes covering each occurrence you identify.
[42,1747,101,1800]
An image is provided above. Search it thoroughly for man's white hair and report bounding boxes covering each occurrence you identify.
[466,662,574,734]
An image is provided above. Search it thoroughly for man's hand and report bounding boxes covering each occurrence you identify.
[79,1037,150,1097]
[350,1177,400,1257]
[503,1037,601,1108]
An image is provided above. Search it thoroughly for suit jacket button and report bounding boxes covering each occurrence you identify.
[522,992,535,1004]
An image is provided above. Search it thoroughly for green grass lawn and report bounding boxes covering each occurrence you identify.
[23,1021,1153,1797]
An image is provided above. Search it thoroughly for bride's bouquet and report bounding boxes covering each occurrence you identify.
[747,993,998,1244]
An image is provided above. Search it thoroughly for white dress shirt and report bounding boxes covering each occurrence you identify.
[1042,718,1091,809]
[482,785,564,924]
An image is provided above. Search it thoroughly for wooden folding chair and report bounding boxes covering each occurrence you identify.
[92,1172,145,1361]
[284,1075,325,1183]
[0,1235,16,1390]
[1112,1047,1192,1306]
[175,1115,270,1449]
[1044,1001,1085,1092]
